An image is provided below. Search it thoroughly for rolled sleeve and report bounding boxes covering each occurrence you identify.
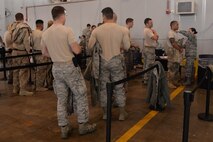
[147,29,154,39]
[168,31,175,39]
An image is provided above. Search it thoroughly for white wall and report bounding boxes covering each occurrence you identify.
[4,0,50,25]
[2,0,213,55]
[0,0,5,36]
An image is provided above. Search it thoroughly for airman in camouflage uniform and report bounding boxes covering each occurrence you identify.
[11,13,33,96]
[41,6,96,139]
[32,19,49,92]
[166,21,184,88]
[143,18,159,84]
[179,28,198,85]
[88,7,130,121]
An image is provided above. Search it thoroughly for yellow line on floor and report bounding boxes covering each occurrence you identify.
[116,86,185,142]
[170,86,185,100]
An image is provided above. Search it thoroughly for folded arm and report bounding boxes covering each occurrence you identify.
[169,38,183,53]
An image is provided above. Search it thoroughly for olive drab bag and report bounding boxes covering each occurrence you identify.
[10,22,32,45]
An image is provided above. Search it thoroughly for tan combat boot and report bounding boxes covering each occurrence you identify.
[13,87,20,94]
[61,124,72,139]
[79,123,96,135]
[19,90,34,96]
[168,81,177,89]
[119,107,128,121]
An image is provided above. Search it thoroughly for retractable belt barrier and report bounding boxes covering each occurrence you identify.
[0,47,50,80]
[182,67,213,142]
[0,47,91,80]
[106,64,159,142]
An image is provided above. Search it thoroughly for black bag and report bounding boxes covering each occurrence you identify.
[67,89,74,116]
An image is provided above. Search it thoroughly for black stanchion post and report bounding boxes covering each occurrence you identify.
[106,82,113,142]
[198,68,213,121]
[182,91,194,142]
[28,68,34,85]
[205,71,211,116]
[2,47,7,80]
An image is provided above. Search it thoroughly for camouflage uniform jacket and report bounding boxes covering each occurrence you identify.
[84,42,102,106]
[10,22,32,52]
[179,30,197,57]
[147,61,171,110]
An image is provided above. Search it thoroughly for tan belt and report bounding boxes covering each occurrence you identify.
[53,60,73,65]
[144,46,156,48]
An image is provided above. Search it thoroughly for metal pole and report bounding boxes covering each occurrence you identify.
[198,68,213,121]
[2,47,7,80]
[106,83,113,142]
[205,72,211,117]
[29,68,33,85]
[182,91,193,142]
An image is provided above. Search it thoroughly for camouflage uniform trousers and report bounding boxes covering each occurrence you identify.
[6,52,13,82]
[121,53,128,88]
[12,50,30,90]
[52,62,89,126]
[185,56,196,80]
[168,61,180,84]
[100,55,126,107]
[34,55,48,88]
[143,46,155,81]
[184,44,196,81]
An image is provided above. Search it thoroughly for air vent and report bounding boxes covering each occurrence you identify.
[176,0,195,15]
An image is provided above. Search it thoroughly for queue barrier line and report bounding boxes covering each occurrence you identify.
[116,86,185,142]
[0,47,91,80]
[0,62,53,72]
[106,64,159,142]
[0,52,42,60]
[182,67,213,142]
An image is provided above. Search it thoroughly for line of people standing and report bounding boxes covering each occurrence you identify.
[3,13,54,96]
[143,19,198,88]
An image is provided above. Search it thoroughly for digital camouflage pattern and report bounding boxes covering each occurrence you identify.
[99,55,126,107]
[11,22,32,92]
[11,22,32,45]
[143,46,155,81]
[179,30,197,79]
[52,63,89,127]
[167,61,180,85]
[12,50,30,91]
[179,30,197,57]
[34,55,49,88]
